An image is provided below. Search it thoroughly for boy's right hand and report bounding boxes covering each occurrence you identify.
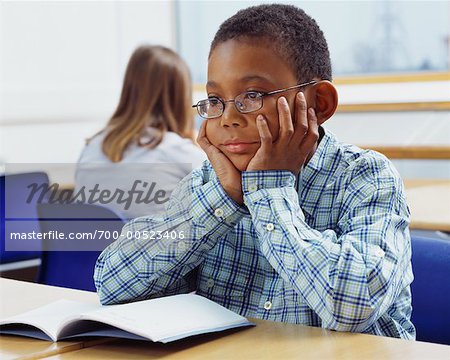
[197,121,244,205]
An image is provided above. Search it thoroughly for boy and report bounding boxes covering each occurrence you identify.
[94,4,415,339]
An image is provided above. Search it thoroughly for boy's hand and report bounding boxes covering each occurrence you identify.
[197,121,244,205]
[246,92,319,175]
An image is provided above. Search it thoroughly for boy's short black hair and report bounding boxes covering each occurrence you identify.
[210,4,332,82]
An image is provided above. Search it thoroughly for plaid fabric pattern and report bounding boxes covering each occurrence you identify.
[94,128,415,339]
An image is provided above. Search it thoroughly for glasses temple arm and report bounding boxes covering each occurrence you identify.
[266,80,317,96]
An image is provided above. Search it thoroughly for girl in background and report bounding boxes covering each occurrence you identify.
[76,45,206,219]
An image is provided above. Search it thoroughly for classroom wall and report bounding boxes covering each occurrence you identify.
[0,1,176,165]
[1,2,448,182]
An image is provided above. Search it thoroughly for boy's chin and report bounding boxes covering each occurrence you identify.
[228,155,252,173]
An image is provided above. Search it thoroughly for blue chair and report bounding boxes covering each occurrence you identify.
[37,203,126,292]
[1,172,49,264]
[411,235,450,345]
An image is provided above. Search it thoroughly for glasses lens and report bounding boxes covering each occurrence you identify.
[235,92,263,113]
[197,98,223,119]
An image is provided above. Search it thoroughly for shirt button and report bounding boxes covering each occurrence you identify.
[214,208,224,217]
[264,301,272,310]
[248,184,258,192]
[266,223,275,231]
[206,278,215,288]
[376,248,385,257]
[178,241,186,251]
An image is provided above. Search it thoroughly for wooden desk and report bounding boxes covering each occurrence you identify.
[44,320,449,360]
[1,279,449,360]
[404,180,450,231]
[0,278,106,360]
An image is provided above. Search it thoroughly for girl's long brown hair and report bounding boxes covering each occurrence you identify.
[100,45,194,162]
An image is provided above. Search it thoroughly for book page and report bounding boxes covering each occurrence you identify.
[73,294,252,343]
[0,299,99,341]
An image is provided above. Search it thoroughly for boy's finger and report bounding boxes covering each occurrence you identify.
[196,121,212,150]
[256,115,272,153]
[277,96,294,142]
[292,91,308,144]
[196,120,224,165]
[196,120,227,164]
[299,108,319,154]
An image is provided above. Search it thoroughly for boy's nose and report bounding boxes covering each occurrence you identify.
[219,105,247,127]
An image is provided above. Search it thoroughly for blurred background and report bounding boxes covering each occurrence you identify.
[1,0,449,181]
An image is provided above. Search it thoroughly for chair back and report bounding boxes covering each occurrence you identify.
[37,203,126,291]
[1,172,49,263]
[411,235,450,345]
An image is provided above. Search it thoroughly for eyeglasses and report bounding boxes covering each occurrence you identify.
[192,80,316,119]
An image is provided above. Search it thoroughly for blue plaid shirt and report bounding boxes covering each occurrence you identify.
[94,128,415,339]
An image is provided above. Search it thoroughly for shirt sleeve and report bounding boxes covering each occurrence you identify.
[94,165,247,304]
[242,168,411,333]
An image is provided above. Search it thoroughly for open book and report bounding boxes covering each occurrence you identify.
[0,294,253,343]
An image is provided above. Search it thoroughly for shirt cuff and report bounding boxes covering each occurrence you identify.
[242,170,296,194]
[191,176,248,232]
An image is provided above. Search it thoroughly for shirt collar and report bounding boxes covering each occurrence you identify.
[304,126,333,172]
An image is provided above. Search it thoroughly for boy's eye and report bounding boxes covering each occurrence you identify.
[208,97,222,107]
[244,91,263,100]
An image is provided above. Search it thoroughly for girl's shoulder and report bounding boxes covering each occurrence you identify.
[160,132,206,163]
[77,131,108,163]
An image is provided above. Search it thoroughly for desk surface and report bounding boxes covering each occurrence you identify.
[44,319,449,360]
[404,180,450,231]
[0,278,104,360]
[1,279,449,360]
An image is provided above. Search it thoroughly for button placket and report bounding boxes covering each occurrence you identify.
[214,208,224,218]
[177,241,186,251]
[376,248,385,258]
[248,183,258,192]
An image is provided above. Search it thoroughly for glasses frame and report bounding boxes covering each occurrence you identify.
[192,80,317,119]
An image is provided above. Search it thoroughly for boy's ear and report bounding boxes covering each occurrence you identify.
[312,80,338,125]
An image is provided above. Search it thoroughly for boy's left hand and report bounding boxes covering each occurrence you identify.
[246,92,319,175]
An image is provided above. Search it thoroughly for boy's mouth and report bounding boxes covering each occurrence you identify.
[221,140,259,154]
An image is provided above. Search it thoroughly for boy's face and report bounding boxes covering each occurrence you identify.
[206,39,304,171]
